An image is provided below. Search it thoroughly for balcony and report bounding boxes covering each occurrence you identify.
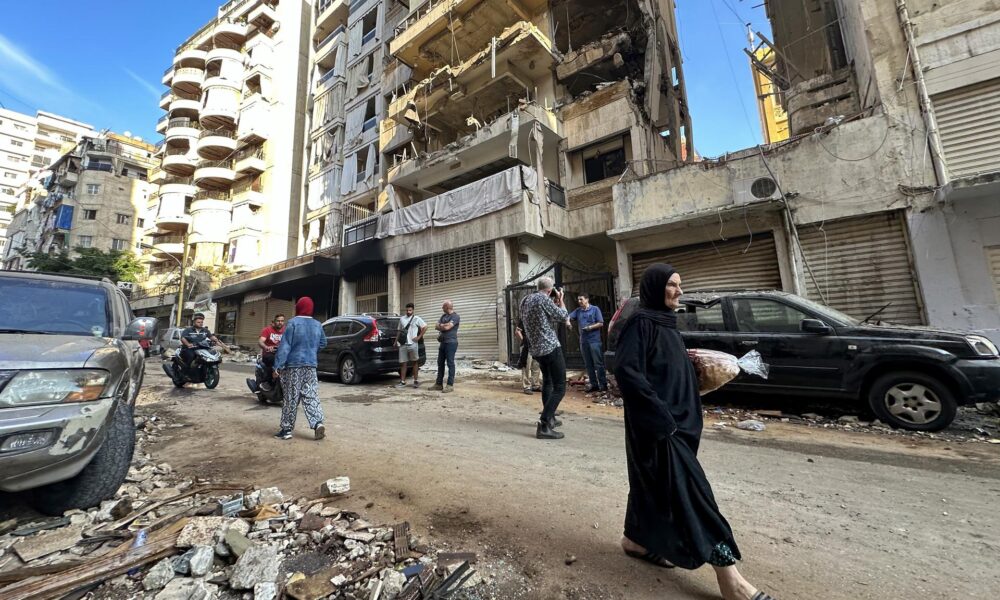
[155,189,193,233]
[206,45,244,67]
[197,128,238,160]
[149,167,166,184]
[189,198,233,245]
[194,159,236,189]
[238,95,270,143]
[248,1,277,31]
[315,24,345,60]
[174,47,208,68]
[159,91,172,110]
[168,96,201,120]
[156,115,169,134]
[162,66,174,86]
[165,117,200,146]
[162,148,198,177]
[390,0,548,78]
[215,18,248,46]
[232,177,264,207]
[230,202,263,234]
[152,236,185,259]
[234,145,266,174]
[171,67,205,95]
[316,0,348,38]
[315,67,343,92]
[201,82,242,129]
[342,203,379,246]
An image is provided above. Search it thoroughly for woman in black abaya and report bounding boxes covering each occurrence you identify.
[614,263,776,600]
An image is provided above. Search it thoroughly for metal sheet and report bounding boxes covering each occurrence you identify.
[988,245,1000,304]
[932,77,1000,178]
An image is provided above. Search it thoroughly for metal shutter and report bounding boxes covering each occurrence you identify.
[630,233,781,295]
[235,296,295,348]
[798,211,924,325]
[932,78,1000,178]
[988,245,1000,303]
[413,244,499,361]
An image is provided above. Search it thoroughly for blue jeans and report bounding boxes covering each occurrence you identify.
[436,341,458,386]
[581,341,607,390]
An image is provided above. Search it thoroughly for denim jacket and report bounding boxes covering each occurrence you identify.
[274,316,327,369]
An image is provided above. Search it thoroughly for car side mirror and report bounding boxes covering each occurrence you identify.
[800,319,831,335]
[124,317,158,341]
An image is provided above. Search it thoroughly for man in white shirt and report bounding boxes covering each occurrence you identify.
[395,302,427,388]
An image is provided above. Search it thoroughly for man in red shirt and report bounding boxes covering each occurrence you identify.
[258,314,285,390]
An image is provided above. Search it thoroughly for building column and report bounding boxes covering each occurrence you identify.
[495,238,514,363]
[387,263,401,314]
[338,279,356,316]
[615,240,633,303]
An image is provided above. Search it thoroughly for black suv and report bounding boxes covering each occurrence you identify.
[317,314,426,384]
[606,290,1000,431]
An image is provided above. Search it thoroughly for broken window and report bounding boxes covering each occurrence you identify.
[362,97,377,132]
[582,139,627,184]
[361,9,378,46]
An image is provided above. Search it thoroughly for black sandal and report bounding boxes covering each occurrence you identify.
[624,548,676,569]
[752,592,776,600]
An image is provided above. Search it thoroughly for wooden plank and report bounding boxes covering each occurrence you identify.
[12,526,84,563]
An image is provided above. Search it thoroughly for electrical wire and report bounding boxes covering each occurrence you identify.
[709,0,758,140]
[815,117,891,162]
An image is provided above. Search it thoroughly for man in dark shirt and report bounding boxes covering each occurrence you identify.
[431,300,461,393]
[521,276,569,440]
[180,313,224,364]
[569,293,608,393]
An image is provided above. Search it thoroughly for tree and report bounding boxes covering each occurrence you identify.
[22,247,145,283]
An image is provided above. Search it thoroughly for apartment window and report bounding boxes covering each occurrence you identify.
[78,235,93,248]
[362,10,378,45]
[14,124,27,132]
[362,97,377,131]
[111,239,127,251]
[583,139,627,184]
[137,218,145,228]
[2,172,14,180]
[116,213,131,225]
[60,135,74,143]
[10,140,23,148]
[86,184,101,195]
[83,209,98,220]
[1,187,14,196]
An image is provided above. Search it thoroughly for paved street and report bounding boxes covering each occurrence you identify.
[130,360,1000,599]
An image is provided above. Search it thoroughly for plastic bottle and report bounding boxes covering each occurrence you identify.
[126,529,148,576]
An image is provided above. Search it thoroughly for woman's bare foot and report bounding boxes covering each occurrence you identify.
[713,565,761,600]
[620,536,645,554]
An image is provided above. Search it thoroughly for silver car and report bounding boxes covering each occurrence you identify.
[0,271,156,514]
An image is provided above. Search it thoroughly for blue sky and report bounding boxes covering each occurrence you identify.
[0,0,770,156]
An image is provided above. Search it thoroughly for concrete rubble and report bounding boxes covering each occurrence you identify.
[0,409,486,600]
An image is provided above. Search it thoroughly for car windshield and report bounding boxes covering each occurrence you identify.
[790,295,860,326]
[0,278,110,336]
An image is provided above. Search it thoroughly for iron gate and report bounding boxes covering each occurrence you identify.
[504,264,615,369]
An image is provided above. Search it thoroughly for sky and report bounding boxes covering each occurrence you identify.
[0,0,771,157]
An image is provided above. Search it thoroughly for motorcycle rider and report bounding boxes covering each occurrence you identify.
[179,313,226,365]
[258,314,285,391]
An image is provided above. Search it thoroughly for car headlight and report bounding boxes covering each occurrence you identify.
[966,335,1000,357]
[0,369,110,407]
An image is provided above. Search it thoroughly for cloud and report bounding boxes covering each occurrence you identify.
[123,68,162,100]
[0,33,95,111]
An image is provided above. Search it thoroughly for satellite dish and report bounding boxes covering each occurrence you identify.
[124,130,132,137]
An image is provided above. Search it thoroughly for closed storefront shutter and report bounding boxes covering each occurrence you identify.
[413,244,499,361]
[988,246,1000,303]
[235,294,296,348]
[630,233,781,295]
[798,211,923,325]
[932,78,1000,178]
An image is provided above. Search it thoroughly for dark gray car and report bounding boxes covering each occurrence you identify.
[0,271,156,514]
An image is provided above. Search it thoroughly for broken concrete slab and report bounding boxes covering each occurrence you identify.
[229,543,279,590]
[255,581,278,600]
[187,545,214,577]
[320,477,350,497]
[257,487,284,506]
[224,528,252,557]
[12,526,83,563]
[175,517,251,548]
[298,513,328,532]
[95,498,133,522]
[153,577,214,600]
[338,530,376,543]
[142,558,177,591]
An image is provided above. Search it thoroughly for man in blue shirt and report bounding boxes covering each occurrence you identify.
[569,293,608,393]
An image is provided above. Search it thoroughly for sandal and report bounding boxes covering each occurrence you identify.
[623,548,675,569]
[752,592,777,600]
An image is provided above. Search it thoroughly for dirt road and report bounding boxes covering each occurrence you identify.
[140,361,1000,599]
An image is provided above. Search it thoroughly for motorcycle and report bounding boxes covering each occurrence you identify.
[246,354,283,405]
[162,339,223,389]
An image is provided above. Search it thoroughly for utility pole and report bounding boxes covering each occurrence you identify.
[175,231,190,327]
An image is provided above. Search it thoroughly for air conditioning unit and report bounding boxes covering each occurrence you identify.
[733,176,782,205]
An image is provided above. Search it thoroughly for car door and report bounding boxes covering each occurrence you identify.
[728,297,846,392]
[318,321,339,373]
[677,299,736,354]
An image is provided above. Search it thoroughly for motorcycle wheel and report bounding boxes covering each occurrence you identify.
[204,365,220,389]
[163,363,185,388]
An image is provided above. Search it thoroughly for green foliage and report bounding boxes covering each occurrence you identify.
[22,247,145,283]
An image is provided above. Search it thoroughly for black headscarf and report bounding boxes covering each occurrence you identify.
[636,263,678,329]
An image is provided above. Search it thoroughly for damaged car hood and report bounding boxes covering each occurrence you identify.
[0,334,110,369]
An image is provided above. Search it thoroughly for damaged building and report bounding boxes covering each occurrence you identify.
[612,0,1000,343]
[332,0,691,360]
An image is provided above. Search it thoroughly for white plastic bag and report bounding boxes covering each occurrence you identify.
[687,349,769,396]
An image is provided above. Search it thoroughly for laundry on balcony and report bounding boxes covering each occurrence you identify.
[376,165,537,238]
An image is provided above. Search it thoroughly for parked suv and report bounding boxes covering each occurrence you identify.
[0,271,156,514]
[317,314,426,384]
[606,290,1000,431]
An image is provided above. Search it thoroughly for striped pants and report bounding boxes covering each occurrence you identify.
[279,367,324,431]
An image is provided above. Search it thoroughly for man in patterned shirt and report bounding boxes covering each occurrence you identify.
[520,276,569,439]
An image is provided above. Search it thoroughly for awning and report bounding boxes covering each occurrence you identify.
[211,255,341,301]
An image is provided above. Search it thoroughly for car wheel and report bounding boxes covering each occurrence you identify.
[33,400,136,515]
[340,355,361,385]
[868,371,957,432]
[204,365,220,389]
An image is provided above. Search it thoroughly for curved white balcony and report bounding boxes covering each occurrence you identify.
[159,91,172,110]
[189,198,232,245]
[226,232,261,271]
[162,150,198,177]
[160,179,197,198]
[194,159,236,189]
[152,239,185,259]
[168,96,200,120]
[206,47,244,66]
[155,115,168,134]
[162,66,174,86]
[164,118,200,146]
[201,82,241,129]
[215,19,248,46]
[174,47,207,68]
[197,128,238,160]
[149,168,166,184]
[171,67,204,95]
[155,200,193,233]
